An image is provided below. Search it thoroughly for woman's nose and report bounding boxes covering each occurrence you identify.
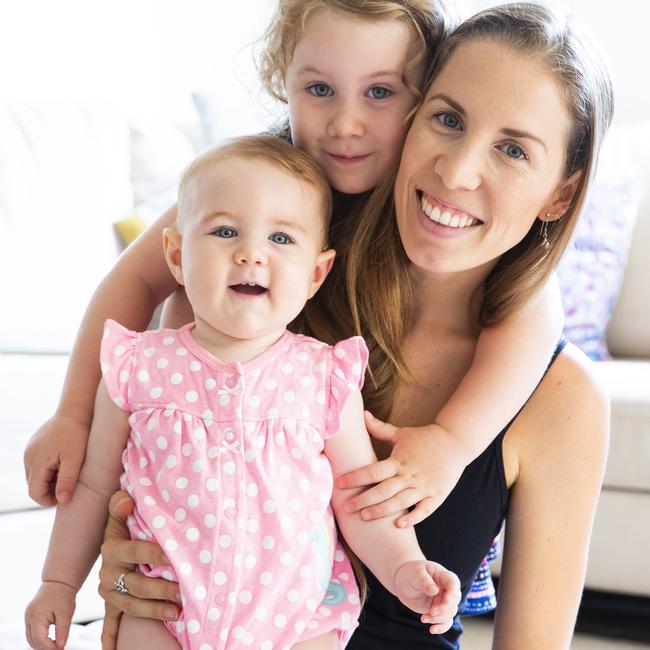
[326,100,366,139]
[433,141,482,191]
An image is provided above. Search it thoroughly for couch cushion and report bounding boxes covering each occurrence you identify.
[592,359,650,491]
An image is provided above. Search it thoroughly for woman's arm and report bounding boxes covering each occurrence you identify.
[24,205,179,506]
[494,344,609,648]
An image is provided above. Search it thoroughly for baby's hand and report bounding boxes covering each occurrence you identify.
[393,561,461,635]
[25,581,77,649]
[24,414,89,506]
[338,414,469,527]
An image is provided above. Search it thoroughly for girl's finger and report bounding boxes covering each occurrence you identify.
[337,457,398,489]
[396,496,437,528]
[364,411,399,443]
[359,487,421,521]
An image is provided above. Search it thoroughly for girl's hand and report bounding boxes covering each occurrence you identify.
[24,414,90,506]
[99,491,181,650]
[337,412,470,527]
[25,581,77,650]
[394,561,461,635]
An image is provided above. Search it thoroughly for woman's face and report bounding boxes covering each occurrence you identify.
[395,38,579,276]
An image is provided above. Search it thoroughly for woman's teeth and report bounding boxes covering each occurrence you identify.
[421,195,479,228]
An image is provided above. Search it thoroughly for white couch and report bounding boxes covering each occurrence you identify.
[1,101,649,637]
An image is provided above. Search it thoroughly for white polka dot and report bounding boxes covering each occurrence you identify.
[172,421,182,434]
[219,535,232,549]
[113,345,125,357]
[182,443,192,456]
[170,372,183,385]
[143,346,155,357]
[280,465,291,479]
[207,608,220,621]
[164,539,178,552]
[175,621,185,633]
[296,351,308,361]
[246,519,259,533]
[150,387,162,399]
[313,361,326,372]
[247,394,261,408]
[334,549,346,562]
[287,589,300,602]
[274,614,287,628]
[165,455,177,469]
[262,536,275,550]
[306,598,318,612]
[220,629,228,641]
[299,376,312,387]
[281,363,294,374]
[239,591,252,604]
[176,347,188,356]
[204,378,216,390]
[180,562,192,576]
[219,393,231,406]
[156,358,169,369]
[186,527,200,541]
[163,336,175,346]
[175,508,186,522]
[113,397,125,408]
[162,489,170,503]
[266,407,279,419]
[136,369,150,382]
[274,431,286,445]
[187,494,199,508]
[186,391,198,403]
[243,554,256,569]
[192,426,206,440]
[245,449,256,462]
[289,498,301,511]
[192,459,205,473]
[283,390,295,403]
[299,477,310,491]
[162,570,174,580]
[264,378,277,390]
[261,642,272,650]
[263,500,276,513]
[213,571,227,585]
[259,571,272,586]
[139,456,148,469]
[204,514,217,528]
[139,477,152,486]
[207,446,219,459]
[190,360,202,372]
[156,436,168,450]
[187,619,200,633]
[223,460,236,475]
[119,370,130,383]
[290,448,303,460]
[194,585,207,600]
[316,390,326,404]
[295,620,307,634]
[175,477,188,489]
[246,483,259,497]
[280,552,293,566]
[152,516,165,529]
[143,495,156,506]
[200,645,213,650]
[199,549,212,564]
[206,478,220,492]
[297,531,310,544]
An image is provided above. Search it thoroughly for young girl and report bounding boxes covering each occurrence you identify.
[25,0,562,613]
[25,136,461,650]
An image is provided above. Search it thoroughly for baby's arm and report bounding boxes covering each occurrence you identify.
[24,206,179,507]
[25,382,131,650]
[326,390,461,634]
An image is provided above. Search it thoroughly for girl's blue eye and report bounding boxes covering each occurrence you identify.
[503,143,527,160]
[308,84,333,98]
[366,86,392,100]
[436,112,461,130]
[215,226,237,238]
[270,232,292,245]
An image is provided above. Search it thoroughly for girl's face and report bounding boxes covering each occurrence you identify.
[395,38,580,277]
[285,8,426,195]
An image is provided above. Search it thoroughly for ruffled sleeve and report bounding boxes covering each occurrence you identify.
[325,336,369,437]
[100,319,140,411]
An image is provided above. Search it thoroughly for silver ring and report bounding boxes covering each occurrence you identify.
[114,572,129,595]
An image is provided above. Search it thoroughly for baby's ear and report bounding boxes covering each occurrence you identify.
[163,227,185,285]
[308,248,336,298]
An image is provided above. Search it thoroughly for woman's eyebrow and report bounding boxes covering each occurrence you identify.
[500,128,547,152]
[426,93,466,116]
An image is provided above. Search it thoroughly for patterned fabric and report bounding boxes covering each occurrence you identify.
[460,538,499,615]
[557,168,641,360]
[101,320,368,649]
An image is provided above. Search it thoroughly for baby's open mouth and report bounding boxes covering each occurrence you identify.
[230,283,267,295]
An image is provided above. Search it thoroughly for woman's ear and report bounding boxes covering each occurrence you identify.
[540,169,583,221]
[308,248,336,298]
[163,227,185,285]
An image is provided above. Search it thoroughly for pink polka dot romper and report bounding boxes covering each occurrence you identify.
[100,320,367,650]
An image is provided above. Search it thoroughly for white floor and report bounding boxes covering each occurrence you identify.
[462,617,650,649]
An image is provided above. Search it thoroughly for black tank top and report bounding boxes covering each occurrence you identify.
[347,339,567,649]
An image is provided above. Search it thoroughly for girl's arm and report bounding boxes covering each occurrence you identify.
[23,205,179,507]
[339,277,564,526]
[25,382,131,650]
[493,344,609,648]
[326,389,461,633]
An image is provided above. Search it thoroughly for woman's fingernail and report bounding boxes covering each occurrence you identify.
[164,606,179,620]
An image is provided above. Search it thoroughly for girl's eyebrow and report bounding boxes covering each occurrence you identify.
[427,92,547,151]
[295,66,402,79]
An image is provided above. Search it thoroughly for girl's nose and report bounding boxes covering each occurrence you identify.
[326,101,366,139]
[433,141,482,192]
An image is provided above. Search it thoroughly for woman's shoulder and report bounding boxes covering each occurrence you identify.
[504,342,610,485]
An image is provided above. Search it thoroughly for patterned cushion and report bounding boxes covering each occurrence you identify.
[557,168,641,360]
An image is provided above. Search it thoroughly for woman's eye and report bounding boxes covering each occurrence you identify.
[308,83,333,98]
[502,143,528,160]
[366,86,392,100]
[270,232,292,245]
[436,112,461,130]
[215,227,237,238]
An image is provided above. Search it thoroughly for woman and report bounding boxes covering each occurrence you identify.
[98,4,613,648]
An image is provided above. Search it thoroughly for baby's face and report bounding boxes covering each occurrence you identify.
[174,157,333,343]
[285,8,426,195]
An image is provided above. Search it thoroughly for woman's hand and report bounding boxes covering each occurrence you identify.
[23,414,90,506]
[337,412,469,527]
[99,491,181,650]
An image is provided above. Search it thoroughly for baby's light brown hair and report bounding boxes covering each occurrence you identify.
[177,135,333,247]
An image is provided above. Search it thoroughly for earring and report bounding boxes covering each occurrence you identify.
[541,220,550,251]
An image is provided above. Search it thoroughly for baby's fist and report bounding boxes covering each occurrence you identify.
[25,582,76,649]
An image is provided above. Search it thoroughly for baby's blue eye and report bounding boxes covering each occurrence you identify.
[270,232,292,245]
[436,112,461,129]
[366,86,392,100]
[308,84,333,98]
[503,143,527,160]
[215,227,237,238]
